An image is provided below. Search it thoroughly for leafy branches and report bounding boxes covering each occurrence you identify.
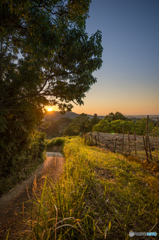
[0,0,103,177]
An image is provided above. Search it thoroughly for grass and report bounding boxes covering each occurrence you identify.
[10,137,159,239]
[45,137,66,152]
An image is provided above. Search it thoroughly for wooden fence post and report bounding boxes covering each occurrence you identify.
[146,115,149,135]
[128,131,130,155]
[143,136,149,162]
[122,125,124,154]
[134,131,137,157]
[146,115,152,162]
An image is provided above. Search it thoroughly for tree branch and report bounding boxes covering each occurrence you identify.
[0,69,78,107]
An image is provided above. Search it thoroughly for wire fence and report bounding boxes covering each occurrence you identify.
[81,116,159,166]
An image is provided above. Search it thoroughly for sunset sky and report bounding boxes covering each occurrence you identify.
[52,0,159,116]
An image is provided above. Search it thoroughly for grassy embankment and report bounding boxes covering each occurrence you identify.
[14,136,159,240]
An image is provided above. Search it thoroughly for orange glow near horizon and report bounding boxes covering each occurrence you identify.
[46,107,53,112]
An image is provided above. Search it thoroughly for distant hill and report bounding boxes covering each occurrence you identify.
[44,111,105,121]
[44,111,159,122]
[44,111,79,121]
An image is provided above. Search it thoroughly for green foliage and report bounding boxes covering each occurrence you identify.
[40,119,60,138]
[104,111,128,122]
[0,0,103,178]
[150,126,159,137]
[93,117,155,135]
[22,137,159,239]
[93,119,111,132]
[0,0,103,113]
[39,117,73,138]
[135,118,154,135]
[63,113,91,136]
[89,113,100,128]
[46,137,65,148]
[0,130,46,196]
[63,113,101,136]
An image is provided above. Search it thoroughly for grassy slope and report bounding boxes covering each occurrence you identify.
[20,136,159,240]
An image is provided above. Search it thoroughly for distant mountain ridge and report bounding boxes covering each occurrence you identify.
[44,111,159,121]
[44,111,79,121]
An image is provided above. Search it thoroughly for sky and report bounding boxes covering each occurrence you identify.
[55,0,159,116]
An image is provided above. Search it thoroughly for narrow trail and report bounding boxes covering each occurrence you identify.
[0,152,65,239]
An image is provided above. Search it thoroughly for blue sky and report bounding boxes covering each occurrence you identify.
[69,0,159,116]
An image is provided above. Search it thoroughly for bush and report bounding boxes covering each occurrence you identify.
[46,137,65,148]
[0,131,46,196]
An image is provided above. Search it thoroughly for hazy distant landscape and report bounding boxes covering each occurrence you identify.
[44,111,159,121]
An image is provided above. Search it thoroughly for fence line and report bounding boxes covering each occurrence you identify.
[81,115,159,166]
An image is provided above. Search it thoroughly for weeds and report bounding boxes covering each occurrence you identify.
[9,137,159,239]
[46,137,65,152]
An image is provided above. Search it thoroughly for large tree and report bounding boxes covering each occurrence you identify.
[0,0,103,113]
[0,0,103,174]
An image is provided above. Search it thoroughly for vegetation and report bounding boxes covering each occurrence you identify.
[16,137,159,239]
[104,111,129,122]
[39,117,73,138]
[63,113,100,136]
[0,0,103,184]
[93,112,155,135]
[46,137,65,151]
[150,121,159,137]
[0,131,46,196]
[0,0,103,112]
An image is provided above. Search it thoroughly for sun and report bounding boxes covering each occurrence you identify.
[47,107,53,112]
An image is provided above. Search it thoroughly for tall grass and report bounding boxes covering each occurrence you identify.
[14,137,159,239]
[45,137,65,151]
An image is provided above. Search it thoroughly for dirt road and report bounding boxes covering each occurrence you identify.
[0,152,65,239]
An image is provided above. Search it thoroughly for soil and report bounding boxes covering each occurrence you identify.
[0,151,65,240]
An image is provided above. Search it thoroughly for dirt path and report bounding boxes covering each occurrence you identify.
[0,152,65,239]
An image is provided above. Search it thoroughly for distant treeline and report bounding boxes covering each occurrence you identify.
[40,111,159,138]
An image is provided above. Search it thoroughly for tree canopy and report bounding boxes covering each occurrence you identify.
[63,113,91,135]
[0,0,103,114]
[0,0,103,175]
[104,112,128,122]
[93,117,155,135]
[63,113,100,136]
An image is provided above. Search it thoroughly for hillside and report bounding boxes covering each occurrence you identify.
[44,111,105,121]
[18,136,159,239]
[44,111,79,121]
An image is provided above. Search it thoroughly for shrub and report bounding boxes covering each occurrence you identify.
[46,137,65,148]
[0,130,46,196]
